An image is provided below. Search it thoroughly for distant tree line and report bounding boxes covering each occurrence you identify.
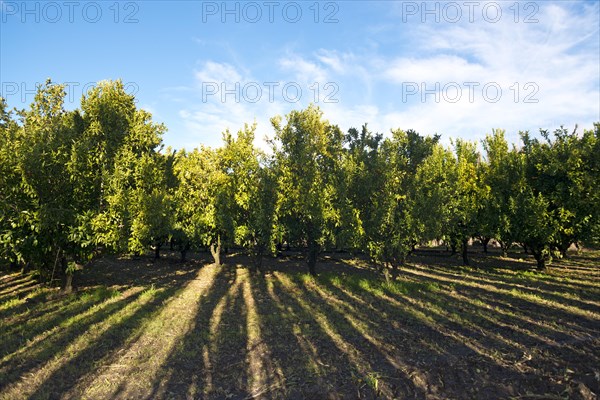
[1,80,599,290]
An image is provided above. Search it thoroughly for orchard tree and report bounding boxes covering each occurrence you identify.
[535,126,598,256]
[366,129,438,269]
[514,131,559,270]
[480,129,518,256]
[220,124,278,271]
[386,129,440,253]
[413,144,456,249]
[447,139,482,265]
[172,149,211,261]
[126,152,173,259]
[87,84,169,260]
[14,80,92,290]
[272,104,343,275]
[339,125,384,252]
[173,145,230,266]
[583,123,600,245]
[0,97,32,270]
[74,80,138,212]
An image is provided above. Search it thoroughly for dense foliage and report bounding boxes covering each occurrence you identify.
[1,80,599,283]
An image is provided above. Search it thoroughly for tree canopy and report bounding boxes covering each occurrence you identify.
[1,80,598,282]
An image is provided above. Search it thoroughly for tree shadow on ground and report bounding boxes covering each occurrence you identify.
[0,256,202,399]
[1,250,598,399]
[145,265,239,399]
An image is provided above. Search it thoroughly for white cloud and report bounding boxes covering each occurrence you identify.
[383,55,487,85]
[170,1,598,150]
[369,1,600,141]
[194,61,243,85]
[178,61,297,151]
[278,54,328,86]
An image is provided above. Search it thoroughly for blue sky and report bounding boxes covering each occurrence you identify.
[1,0,599,150]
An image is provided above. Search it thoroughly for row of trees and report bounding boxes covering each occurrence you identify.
[1,80,599,289]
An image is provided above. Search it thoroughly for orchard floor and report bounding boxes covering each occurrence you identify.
[1,247,599,399]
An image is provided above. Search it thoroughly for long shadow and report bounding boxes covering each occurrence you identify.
[246,271,341,398]
[0,281,41,304]
[102,265,239,400]
[433,292,600,370]
[1,291,80,326]
[268,274,390,399]
[387,268,600,358]
[411,251,600,293]
[1,259,204,363]
[404,263,600,312]
[0,274,34,293]
[147,265,237,399]
[409,248,534,271]
[0,290,137,391]
[310,274,572,399]
[417,256,600,292]
[21,267,199,400]
[317,274,520,355]
[0,272,21,282]
[415,256,599,288]
[562,257,600,267]
[403,285,596,362]
[308,275,419,343]
[313,256,599,335]
[278,273,429,399]
[466,289,600,336]
[0,286,46,321]
[422,288,583,349]
[0,287,126,363]
[305,275,520,375]
[79,254,205,289]
[396,267,600,331]
[208,269,249,399]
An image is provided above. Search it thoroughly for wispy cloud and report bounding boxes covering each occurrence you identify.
[171,1,598,149]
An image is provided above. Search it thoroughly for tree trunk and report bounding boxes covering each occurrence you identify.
[180,242,190,263]
[307,239,319,276]
[531,247,546,271]
[499,241,509,258]
[558,241,571,259]
[481,237,490,254]
[20,262,31,275]
[535,256,546,271]
[461,238,469,266]
[253,245,263,274]
[536,257,546,270]
[210,236,221,266]
[450,242,457,255]
[62,271,73,294]
[154,243,161,260]
[60,258,73,294]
